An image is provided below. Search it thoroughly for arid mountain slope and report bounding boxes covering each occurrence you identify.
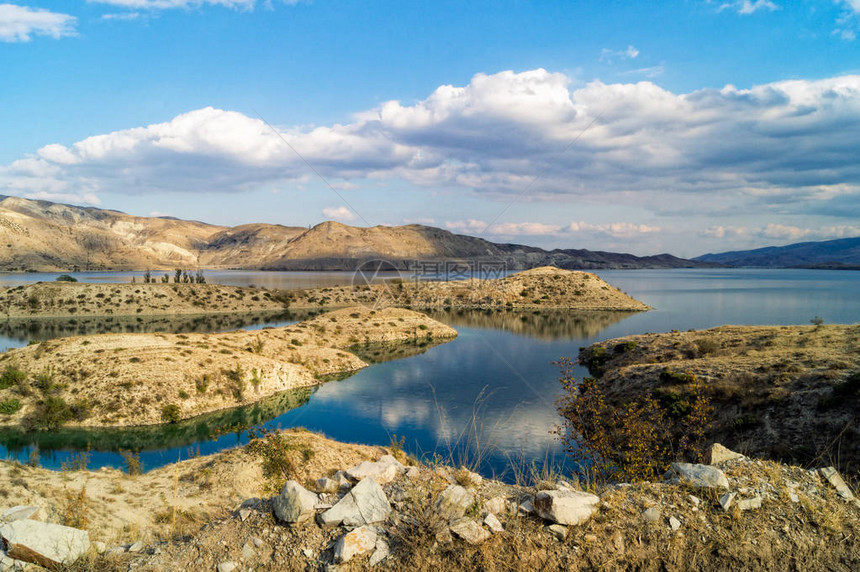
[1,195,707,271]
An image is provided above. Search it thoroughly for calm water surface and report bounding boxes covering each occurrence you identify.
[1,269,858,478]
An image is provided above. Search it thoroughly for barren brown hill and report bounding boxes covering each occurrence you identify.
[0,282,291,318]
[578,324,860,473]
[0,196,707,271]
[0,306,456,428]
[287,266,651,312]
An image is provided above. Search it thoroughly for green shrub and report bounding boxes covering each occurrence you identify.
[0,399,21,415]
[247,429,315,494]
[161,403,182,423]
[25,396,73,430]
[0,366,26,390]
[55,274,77,282]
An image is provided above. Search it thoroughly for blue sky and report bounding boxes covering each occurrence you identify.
[2,0,860,257]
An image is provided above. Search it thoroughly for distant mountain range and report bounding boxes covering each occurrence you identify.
[694,236,860,269]
[0,195,710,272]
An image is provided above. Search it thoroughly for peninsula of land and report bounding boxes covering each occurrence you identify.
[0,306,456,429]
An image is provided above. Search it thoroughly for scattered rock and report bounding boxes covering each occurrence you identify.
[368,539,390,566]
[238,508,252,521]
[518,499,535,515]
[457,468,483,487]
[484,496,508,516]
[819,467,856,500]
[533,490,600,526]
[319,477,391,527]
[0,520,90,569]
[689,495,701,507]
[0,507,40,523]
[334,526,377,563]
[316,477,340,494]
[217,561,238,572]
[241,541,255,560]
[435,485,474,521]
[449,518,491,545]
[274,481,319,525]
[736,496,762,511]
[669,516,682,531]
[547,524,568,541]
[484,512,504,533]
[127,541,144,553]
[93,541,107,554]
[719,492,736,511]
[706,443,745,465]
[346,455,403,484]
[664,463,729,490]
[405,466,421,480]
[642,507,661,523]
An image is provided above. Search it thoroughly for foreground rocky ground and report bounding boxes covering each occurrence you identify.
[286,267,650,312]
[579,324,860,474]
[0,306,456,428]
[0,436,857,571]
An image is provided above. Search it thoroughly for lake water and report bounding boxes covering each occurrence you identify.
[1,269,858,478]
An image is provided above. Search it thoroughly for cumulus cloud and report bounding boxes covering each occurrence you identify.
[3,69,860,225]
[0,4,76,42]
[322,206,356,221]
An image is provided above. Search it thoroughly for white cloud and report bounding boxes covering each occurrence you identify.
[843,0,860,13]
[89,0,301,10]
[0,4,76,42]
[445,219,660,239]
[3,69,860,228]
[718,1,779,15]
[322,206,356,221]
[101,12,142,20]
[599,45,639,63]
[704,224,860,243]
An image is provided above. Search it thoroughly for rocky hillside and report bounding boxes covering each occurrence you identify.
[0,306,456,428]
[694,236,860,268]
[1,438,857,571]
[0,196,707,271]
[288,266,651,312]
[579,324,860,473]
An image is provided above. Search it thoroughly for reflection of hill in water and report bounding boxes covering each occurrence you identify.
[0,388,313,453]
[424,308,636,340]
[348,337,453,365]
[0,309,324,343]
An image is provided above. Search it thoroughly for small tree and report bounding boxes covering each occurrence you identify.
[143,270,151,284]
[174,269,182,284]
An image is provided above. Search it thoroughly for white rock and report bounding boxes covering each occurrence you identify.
[334,526,377,563]
[533,490,600,526]
[719,492,736,511]
[127,541,144,553]
[819,467,855,500]
[736,496,762,511]
[0,520,90,569]
[483,512,504,533]
[404,466,421,479]
[688,495,701,507]
[705,443,745,465]
[241,541,255,560]
[93,541,107,554]
[316,477,340,494]
[664,463,729,490]
[273,481,319,524]
[457,468,483,487]
[0,506,40,523]
[238,508,252,521]
[484,496,508,516]
[368,539,390,567]
[547,524,568,541]
[217,561,238,572]
[435,485,474,521]
[669,516,682,531]
[789,491,799,503]
[449,518,491,545]
[346,455,404,484]
[642,507,661,523]
[319,477,391,527]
